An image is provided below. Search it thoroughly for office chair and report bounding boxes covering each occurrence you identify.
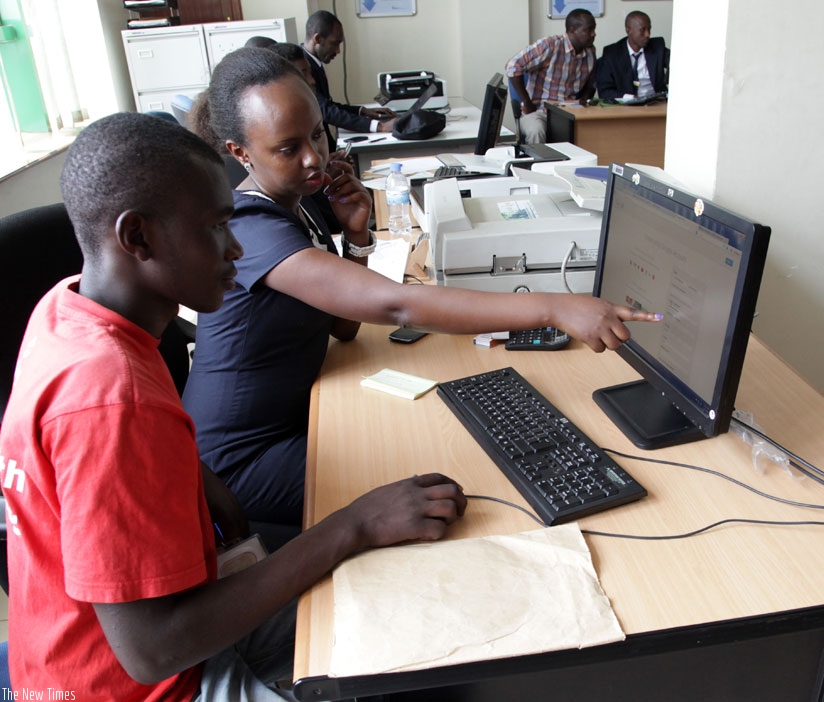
[508,78,525,149]
[0,202,195,595]
[170,93,194,126]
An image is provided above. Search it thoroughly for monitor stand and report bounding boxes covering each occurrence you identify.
[592,380,704,450]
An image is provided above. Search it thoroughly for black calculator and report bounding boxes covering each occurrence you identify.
[505,327,571,351]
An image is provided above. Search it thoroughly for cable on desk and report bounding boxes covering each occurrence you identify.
[465,494,546,526]
[603,448,824,511]
[581,519,824,541]
[465,495,824,541]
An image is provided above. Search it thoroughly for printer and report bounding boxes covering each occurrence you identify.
[416,143,604,295]
[376,70,448,111]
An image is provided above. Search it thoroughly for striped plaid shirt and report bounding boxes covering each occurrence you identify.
[505,34,596,108]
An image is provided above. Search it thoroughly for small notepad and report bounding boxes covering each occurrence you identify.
[360,368,438,400]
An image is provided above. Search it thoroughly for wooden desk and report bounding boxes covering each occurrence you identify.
[295,327,824,700]
[339,99,514,177]
[547,102,667,168]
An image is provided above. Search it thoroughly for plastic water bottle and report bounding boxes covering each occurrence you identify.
[386,162,412,240]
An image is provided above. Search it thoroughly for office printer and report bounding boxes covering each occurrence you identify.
[376,70,448,111]
[418,144,603,294]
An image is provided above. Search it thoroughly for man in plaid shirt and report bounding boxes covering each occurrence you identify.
[506,8,597,144]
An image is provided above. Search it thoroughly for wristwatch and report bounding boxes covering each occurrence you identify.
[342,229,378,258]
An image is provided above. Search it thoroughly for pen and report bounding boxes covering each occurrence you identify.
[213,521,225,546]
[370,137,387,143]
[343,141,353,158]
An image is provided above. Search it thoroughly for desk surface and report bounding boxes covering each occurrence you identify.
[296,325,824,687]
[339,99,514,176]
[549,102,667,122]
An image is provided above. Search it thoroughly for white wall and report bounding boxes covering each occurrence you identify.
[309,0,671,131]
[0,148,66,218]
[665,0,824,392]
[529,0,673,53]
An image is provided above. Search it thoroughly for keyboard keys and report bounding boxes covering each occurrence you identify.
[437,367,647,525]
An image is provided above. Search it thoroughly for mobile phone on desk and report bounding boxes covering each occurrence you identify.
[388,328,428,344]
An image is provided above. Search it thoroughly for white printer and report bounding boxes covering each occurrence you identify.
[415,143,604,294]
[376,70,448,111]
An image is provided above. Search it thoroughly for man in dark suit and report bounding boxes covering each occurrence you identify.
[302,10,397,151]
[596,11,669,102]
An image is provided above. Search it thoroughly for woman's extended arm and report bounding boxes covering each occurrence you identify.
[265,247,659,353]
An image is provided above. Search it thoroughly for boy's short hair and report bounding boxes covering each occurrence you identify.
[61,112,222,258]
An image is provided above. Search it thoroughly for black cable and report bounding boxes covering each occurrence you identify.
[581,519,824,541]
[464,495,824,541]
[603,448,824,511]
[465,494,545,526]
[331,0,351,106]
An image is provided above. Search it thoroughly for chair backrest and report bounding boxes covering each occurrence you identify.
[0,203,195,596]
[170,94,194,126]
[0,203,83,422]
[0,203,193,422]
[508,79,524,146]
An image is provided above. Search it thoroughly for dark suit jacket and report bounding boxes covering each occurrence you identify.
[596,37,669,102]
[303,47,370,151]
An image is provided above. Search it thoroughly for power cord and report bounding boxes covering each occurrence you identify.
[465,447,824,541]
[560,240,576,294]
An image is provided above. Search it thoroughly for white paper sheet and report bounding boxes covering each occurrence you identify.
[330,524,624,677]
[333,235,410,284]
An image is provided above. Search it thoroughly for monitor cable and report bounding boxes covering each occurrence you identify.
[465,445,824,541]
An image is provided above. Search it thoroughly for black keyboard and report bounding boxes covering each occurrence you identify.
[437,367,646,525]
[433,165,466,178]
[506,327,571,351]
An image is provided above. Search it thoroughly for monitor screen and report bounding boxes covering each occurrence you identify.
[592,164,771,449]
[474,73,507,156]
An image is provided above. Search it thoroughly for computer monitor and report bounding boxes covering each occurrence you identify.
[592,164,771,450]
[473,73,507,155]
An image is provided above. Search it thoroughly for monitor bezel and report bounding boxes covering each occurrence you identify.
[592,164,771,448]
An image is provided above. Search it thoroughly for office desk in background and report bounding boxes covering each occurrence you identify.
[294,326,824,701]
[339,99,514,177]
[547,102,667,168]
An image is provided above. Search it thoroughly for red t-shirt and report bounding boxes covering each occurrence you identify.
[0,278,217,701]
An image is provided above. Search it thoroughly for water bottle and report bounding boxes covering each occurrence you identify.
[386,162,412,240]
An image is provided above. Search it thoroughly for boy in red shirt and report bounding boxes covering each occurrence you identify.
[0,112,466,700]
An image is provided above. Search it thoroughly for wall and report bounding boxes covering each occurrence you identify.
[241,0,310,36]
[529,0,672,53]
[0,148,66,218]
[665,0,824,392]
[308,0,671,131]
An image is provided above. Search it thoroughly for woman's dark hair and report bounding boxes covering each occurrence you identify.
[208,47,303,148]
[186,90,223,152]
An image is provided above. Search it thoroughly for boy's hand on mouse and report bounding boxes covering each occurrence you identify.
[340,474,467,552]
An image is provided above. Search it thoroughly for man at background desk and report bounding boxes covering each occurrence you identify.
[596,11,669,102]
[302,10,397,152]
[505,8,597,144]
